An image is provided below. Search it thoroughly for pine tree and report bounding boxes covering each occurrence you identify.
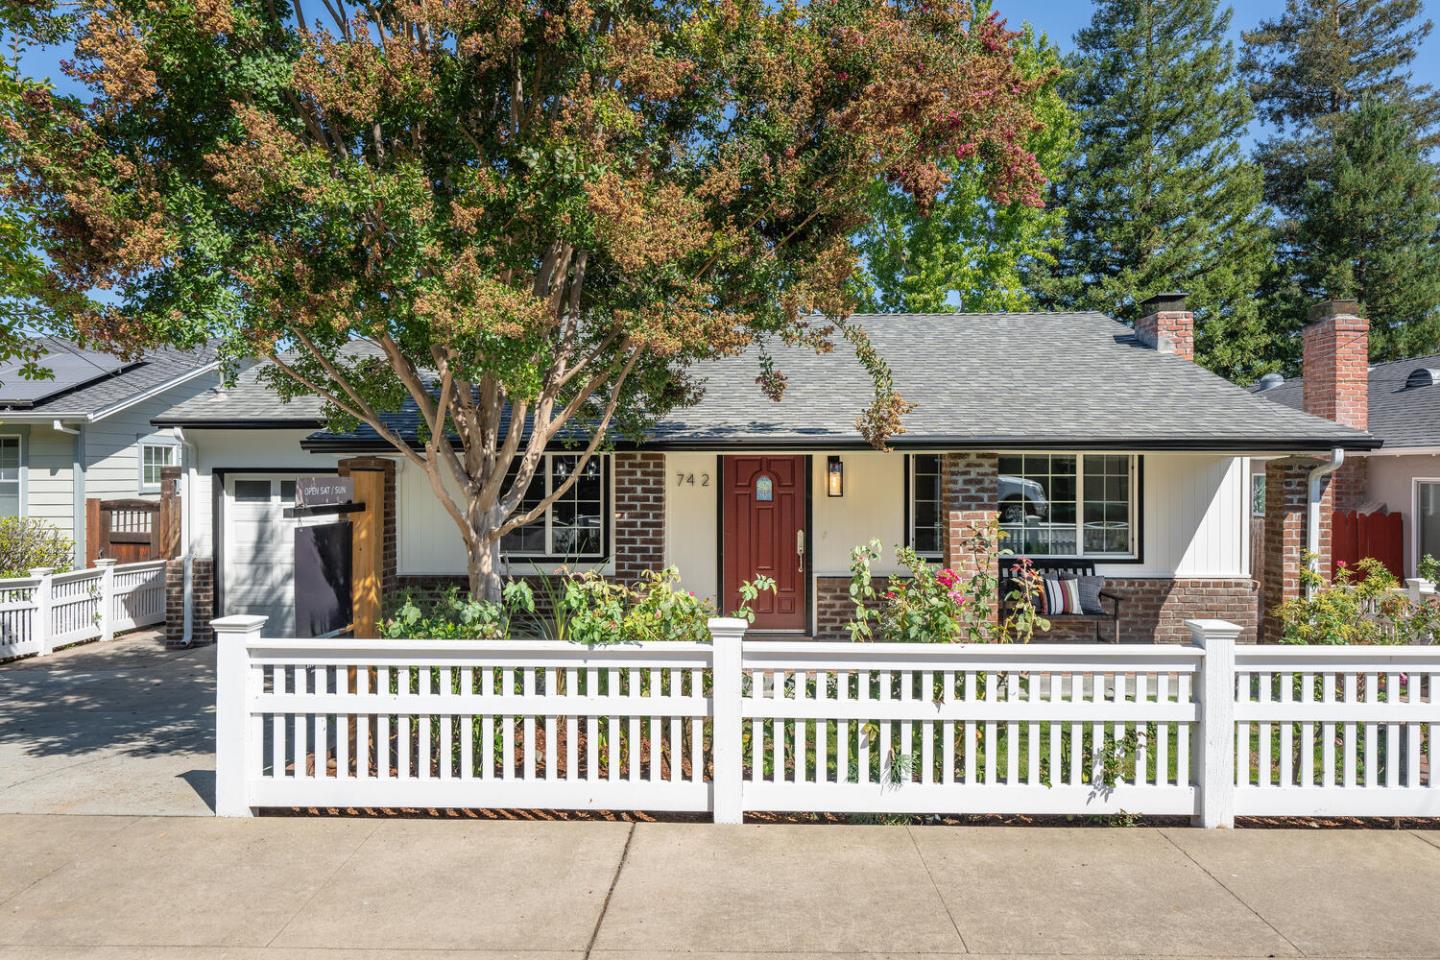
[1292,101,1440,360]
[852,19,1075,313]
[1241,0,1440,364]
[1039,0,1273,382]
[1241,0,1440,217]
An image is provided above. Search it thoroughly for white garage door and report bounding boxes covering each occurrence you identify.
[222,475,297,634]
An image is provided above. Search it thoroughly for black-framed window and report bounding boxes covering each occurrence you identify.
[500,453,608,560]
[907,454,944,558]
[997,454,1139,558]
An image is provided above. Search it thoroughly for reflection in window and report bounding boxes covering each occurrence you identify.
[501,454,607,559]
[0,437,19,517]
[909,455,942,557]
[997,454,1136,558]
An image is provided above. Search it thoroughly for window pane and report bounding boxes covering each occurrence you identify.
[0,437,19,476]
[0,482,18,517]
[999,455,1077,556]
[548,455,603,557]
[500,460,548,556]
[1082,455,1131,555]
[1419,483,1440,565]
[910,454,942,556]
[234,480,272,502]
[280,480,297,502]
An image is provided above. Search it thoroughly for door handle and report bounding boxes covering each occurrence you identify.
[796,529,805,573]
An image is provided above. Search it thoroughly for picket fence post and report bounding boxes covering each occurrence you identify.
[708,616,748,824]
[94,558,116,642]
[30,568,53,656]
[212,614,268,817]
[1187,618,1240,828]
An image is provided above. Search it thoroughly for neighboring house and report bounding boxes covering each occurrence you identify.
[1252,300,1440,579]
[154,295,1375,644]
[0,339,220,564]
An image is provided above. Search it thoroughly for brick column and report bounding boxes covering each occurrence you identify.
[942,453,999,609]
[1261,458,1331,641]
[337,457,398,600]
[165,556,214,647]
[614,452,665,584]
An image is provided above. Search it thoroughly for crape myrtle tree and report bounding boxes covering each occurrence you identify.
[2,0,1049,599]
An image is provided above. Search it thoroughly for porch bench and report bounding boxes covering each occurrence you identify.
[998,557,1122,643]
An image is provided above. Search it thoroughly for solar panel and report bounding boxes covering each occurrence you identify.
[0,344,131,408]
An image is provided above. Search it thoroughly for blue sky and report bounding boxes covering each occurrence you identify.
[1001,0,1440,89]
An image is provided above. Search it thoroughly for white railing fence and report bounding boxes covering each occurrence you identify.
[212,617,1440,825]
[0,559,166,661]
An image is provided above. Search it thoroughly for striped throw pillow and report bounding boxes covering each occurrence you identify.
[1041,576,1082,615]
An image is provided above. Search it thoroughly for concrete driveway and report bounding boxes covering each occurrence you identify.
[0,632,216,816]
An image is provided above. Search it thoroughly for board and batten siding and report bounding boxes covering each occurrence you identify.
[388,449,1253,587]
[395,458,614,577]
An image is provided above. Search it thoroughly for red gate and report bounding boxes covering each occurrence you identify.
[1332,509,1403,579]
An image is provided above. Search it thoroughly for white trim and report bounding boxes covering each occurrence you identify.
[88,361,221,422]
[1362,446,1440,457]
[500,452,608,561]
[1409,476,1440,579]
[137,437,180,493]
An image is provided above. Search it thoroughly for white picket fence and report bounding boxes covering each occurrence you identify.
[0,559,167,661]
[212,616,1440,825]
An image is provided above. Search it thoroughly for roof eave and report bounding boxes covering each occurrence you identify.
[298,433,1383,455]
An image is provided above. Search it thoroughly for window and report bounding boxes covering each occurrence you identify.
[1415,481,1440,572]
[997,454,1138,558]
[140,441,178,491]
[907,454,943,557]
[1251,474,1266,518]
[0,436,21,517]
[501,454,607,559]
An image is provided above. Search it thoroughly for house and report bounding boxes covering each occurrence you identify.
[1252,299,1440,581]
[0,339,220,565]
[153,295,1375,645]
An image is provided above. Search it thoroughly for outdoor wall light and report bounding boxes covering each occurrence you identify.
[827,455,844,497]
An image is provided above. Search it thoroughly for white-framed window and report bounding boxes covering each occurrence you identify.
[0,435,22,517]
[997,454,1140,559]
[907,454,944,558]
[139,440,178,492]
[1413,479,1440,574]
[500,453,608,559]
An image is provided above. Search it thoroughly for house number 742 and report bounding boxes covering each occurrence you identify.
[675,472,710,487]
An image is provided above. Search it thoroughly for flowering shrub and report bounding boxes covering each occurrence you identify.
[1279,555,1438,645]
[549,567,775,645]
[845,521,1048,643]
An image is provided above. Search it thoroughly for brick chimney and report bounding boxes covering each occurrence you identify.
[1135,292,1194,362]
[1301,299,1369,431]
[1300,299,1370,514]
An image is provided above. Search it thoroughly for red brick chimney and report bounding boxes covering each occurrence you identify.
[1301,300,1369,431]
[1135,292,1194,362]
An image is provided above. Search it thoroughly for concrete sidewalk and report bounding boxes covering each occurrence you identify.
[3,815,1440,959]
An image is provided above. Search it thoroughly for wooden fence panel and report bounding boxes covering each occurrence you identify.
[1333,510,1404,579]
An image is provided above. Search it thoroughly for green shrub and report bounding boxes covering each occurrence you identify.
[0,518,73,578]
[1418,553,1440,584]
[379,581,535,639]
[1278,555,1439,644]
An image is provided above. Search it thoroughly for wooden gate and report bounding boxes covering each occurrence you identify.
[1332,509,1404,579]
[85,468,182,566]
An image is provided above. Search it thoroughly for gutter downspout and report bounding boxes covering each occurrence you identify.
[175,427,198,645]
[1306,447,1345,596]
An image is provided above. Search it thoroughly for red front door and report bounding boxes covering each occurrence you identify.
[722,456,807,630]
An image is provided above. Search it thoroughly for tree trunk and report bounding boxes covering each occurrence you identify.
[467,535,504,602]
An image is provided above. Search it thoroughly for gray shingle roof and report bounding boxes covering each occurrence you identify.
[156,313,1377,451]
[1251,352,1440,450]
[0,338,218,418]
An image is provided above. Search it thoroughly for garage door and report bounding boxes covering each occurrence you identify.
[222,475,297,634]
